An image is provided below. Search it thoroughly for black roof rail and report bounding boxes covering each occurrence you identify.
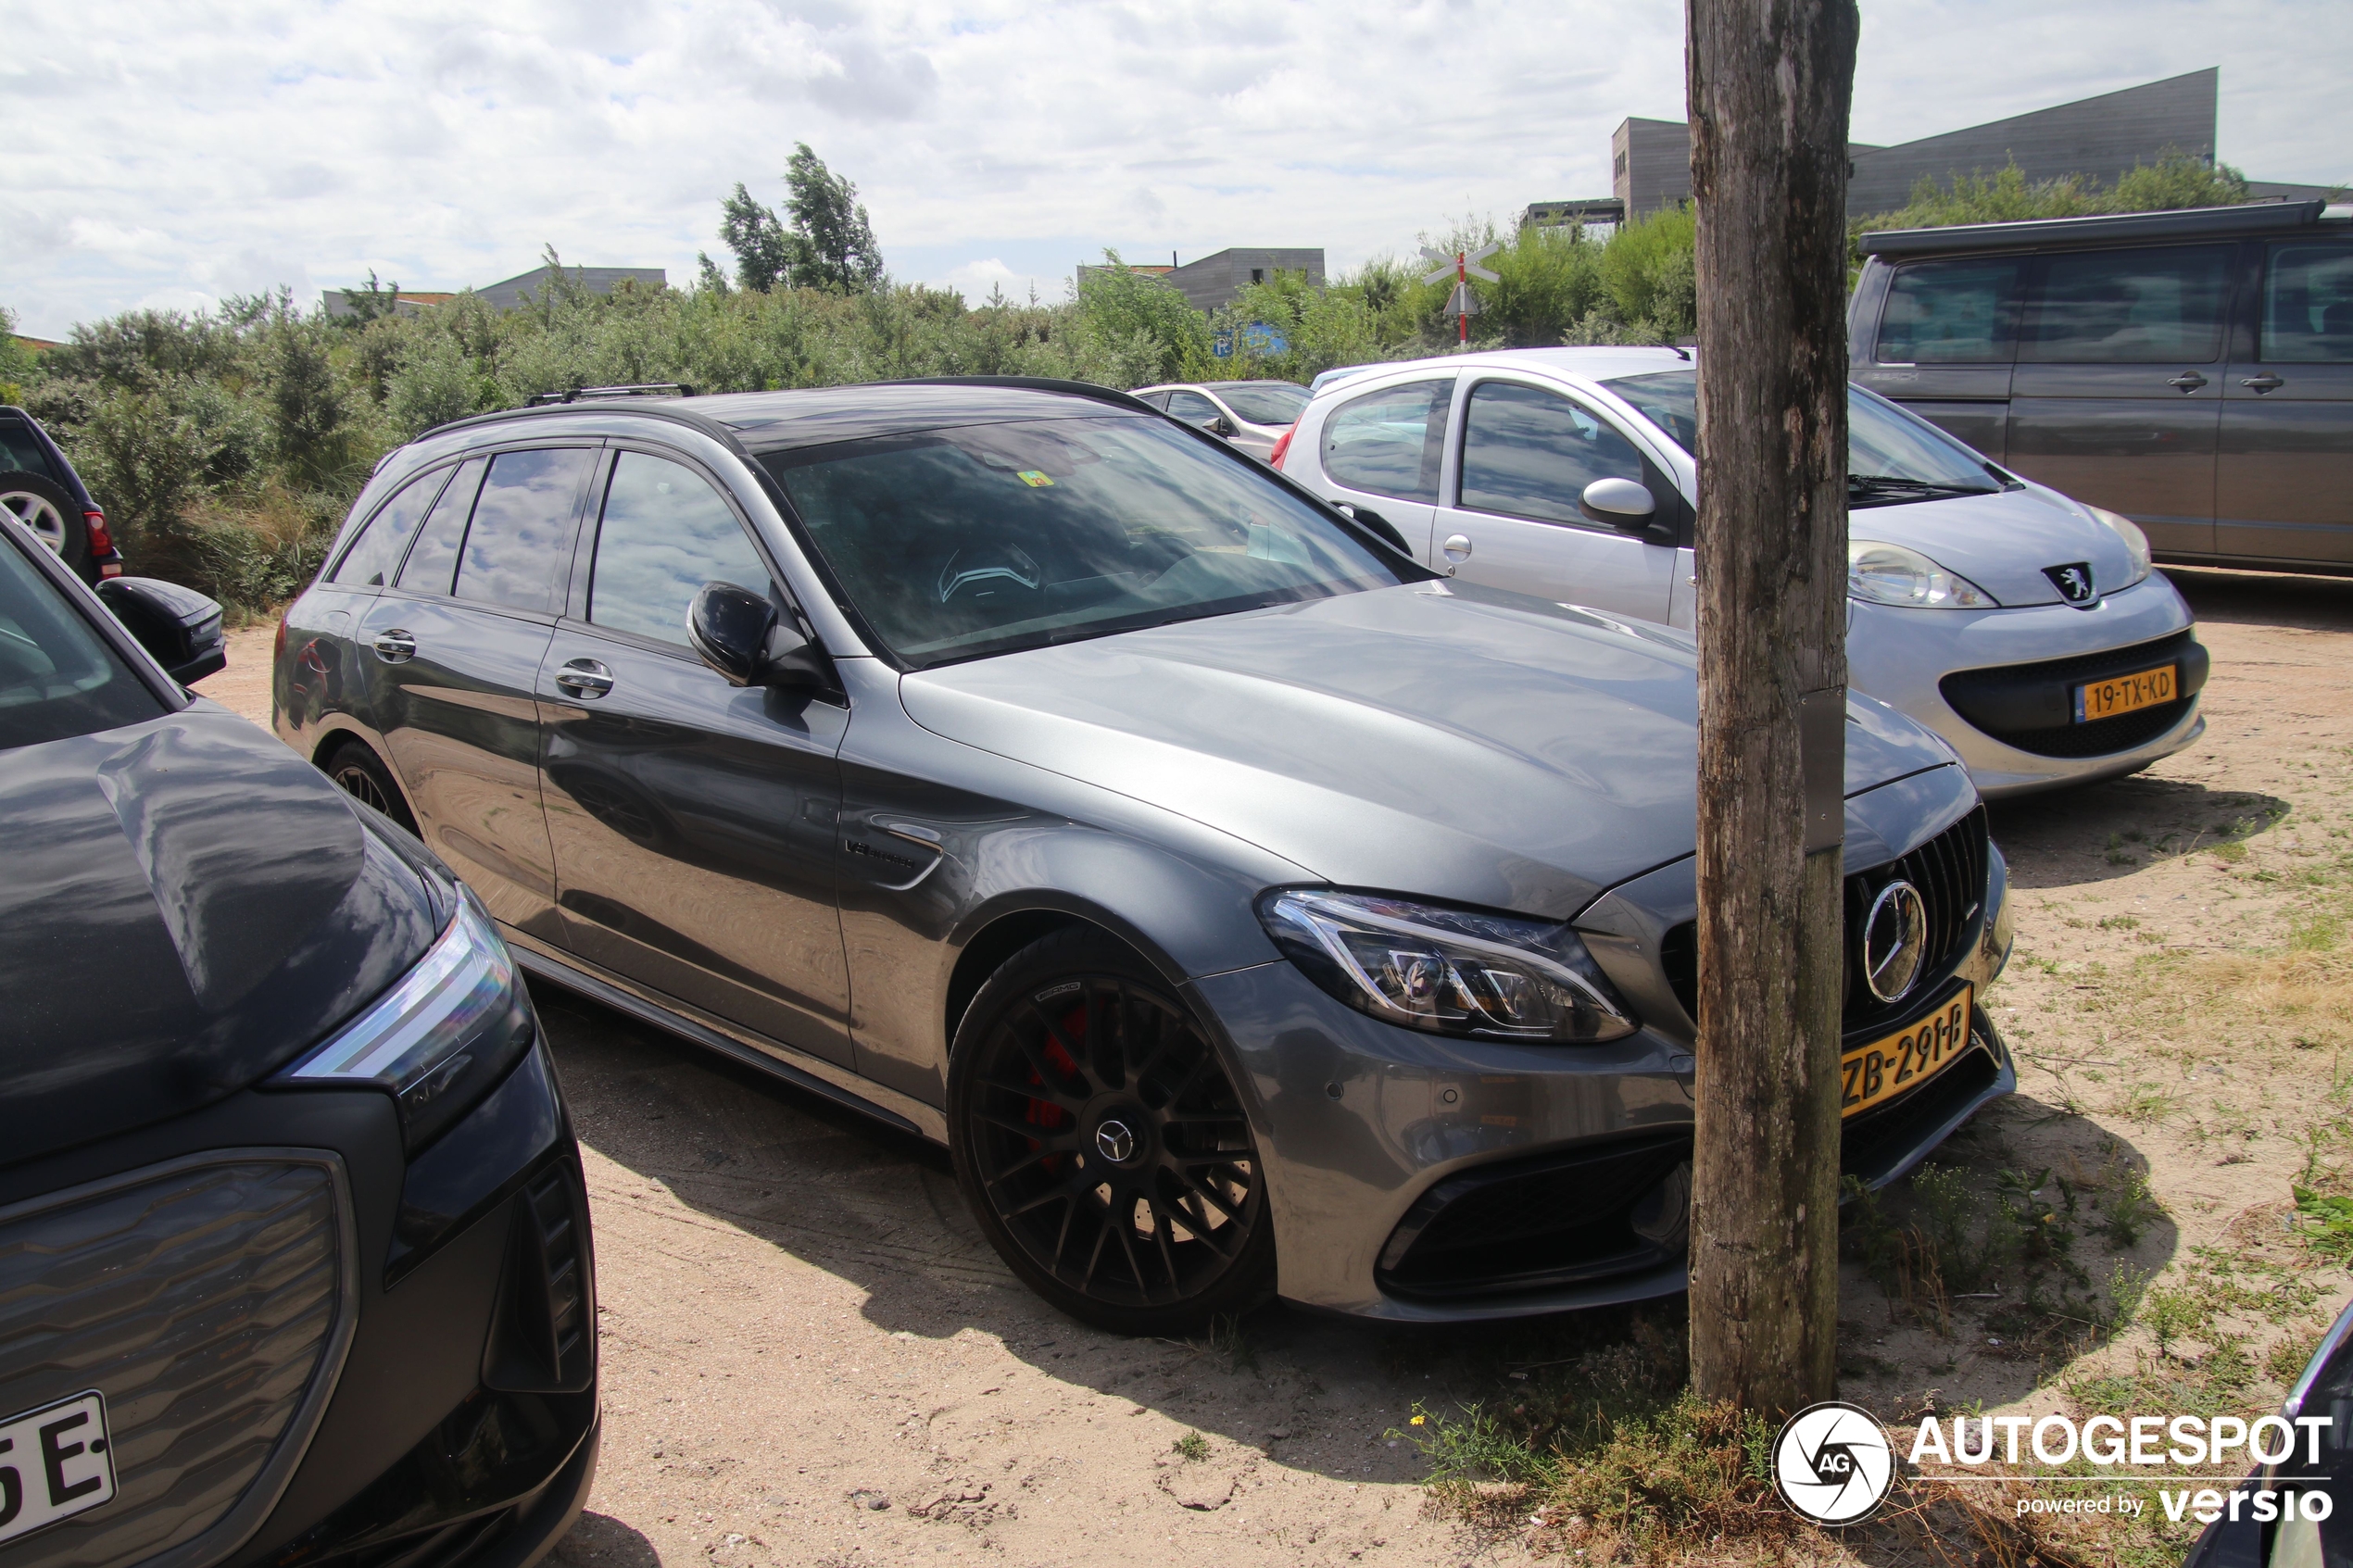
[1860,199,2329,258]
[527,383,697,407]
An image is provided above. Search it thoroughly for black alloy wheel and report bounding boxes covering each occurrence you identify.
[948,928,1274,1336]
[323,740,420,835]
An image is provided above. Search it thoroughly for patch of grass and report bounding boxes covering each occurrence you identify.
[2141,1284,2202,1358]
[1205,1313,1259,1373]
[2098,913,2141,930]
[2115,1082,2179,1123]
[2292,1185,2353,1264]
[1390,1400,1547,1493]
[1171,1431,1209,1462]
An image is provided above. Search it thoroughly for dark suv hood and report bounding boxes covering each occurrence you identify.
[0,704,444,1167]
[900,582,1959,920]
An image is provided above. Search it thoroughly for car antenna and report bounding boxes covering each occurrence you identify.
[1661,336,1693,361]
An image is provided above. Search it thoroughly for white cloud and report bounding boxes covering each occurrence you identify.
[1,0,2345,336]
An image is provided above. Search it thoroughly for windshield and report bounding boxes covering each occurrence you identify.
[1209,383,1309,426]
[761,414,1404,670]
[1603,370,2002,505]
[0,533,166,750]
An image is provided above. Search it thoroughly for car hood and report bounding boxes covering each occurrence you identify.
[0,703,444,1167]
[899,582,1957,921]
[1853,483,2137,608]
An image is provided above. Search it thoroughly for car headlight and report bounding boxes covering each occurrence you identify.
[1848,541,1997,608]
[1257,889,1639,1043]
[277,889,536,1153]
[2085,505,2153,589]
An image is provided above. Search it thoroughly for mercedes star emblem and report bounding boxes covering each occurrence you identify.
[1095,1120,1137,1163]
[1862,881,1930,1003]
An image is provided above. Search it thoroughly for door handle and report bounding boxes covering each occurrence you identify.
[554,659,615,699]
[371,630,416,664]
[1441,533,1473,573]
[2240,372,2284,394]
[2165,371,2208,392]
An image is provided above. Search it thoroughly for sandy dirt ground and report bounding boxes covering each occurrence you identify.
[194,565,2353,1567]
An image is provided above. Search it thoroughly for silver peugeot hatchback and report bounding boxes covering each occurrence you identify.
[1281,346,2209,798]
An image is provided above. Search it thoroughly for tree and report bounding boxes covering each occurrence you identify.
[338,270,405,327]
[1683,0,1858,1417]
[720,184,792,293]
[714,144,885,295]
[782,142,885,294]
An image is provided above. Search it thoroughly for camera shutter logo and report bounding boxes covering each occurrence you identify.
[1773,1401,1894,1525]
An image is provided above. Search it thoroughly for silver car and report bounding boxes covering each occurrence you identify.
[274,379,2011,1334]
[1129,380,1308,460]
[1280,347,2208,797]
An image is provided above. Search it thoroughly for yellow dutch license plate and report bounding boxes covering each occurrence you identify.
[2074,664,2176,723]
[1842,986,1971,1118]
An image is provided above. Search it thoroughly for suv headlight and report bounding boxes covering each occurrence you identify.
[1257,889,1638,1043]
[277,889,536,1153]
[1848,541,1996,608]
[2085,505,2153,589]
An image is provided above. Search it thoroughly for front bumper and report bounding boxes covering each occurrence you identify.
[0,1041,597,1568]
[1847,577,2205,798]
[1202,773,2015,1323]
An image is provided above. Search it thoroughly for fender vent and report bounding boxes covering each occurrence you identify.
[483,1163,594,1394]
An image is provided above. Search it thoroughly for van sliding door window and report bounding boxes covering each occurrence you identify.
[2022,246,2232,364]
[2261,246,2353,362]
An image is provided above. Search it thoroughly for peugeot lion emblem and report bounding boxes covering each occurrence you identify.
[1861,881,1930,1003]
[2044,561,2095,605]
[1095,1121,1137,1163]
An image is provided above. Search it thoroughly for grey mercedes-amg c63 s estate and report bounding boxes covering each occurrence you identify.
[274,378,2015,1335]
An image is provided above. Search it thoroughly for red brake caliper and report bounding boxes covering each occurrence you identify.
[1023,1002,1087,1171]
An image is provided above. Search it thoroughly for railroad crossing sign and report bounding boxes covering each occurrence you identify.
[1420,243,1501,344]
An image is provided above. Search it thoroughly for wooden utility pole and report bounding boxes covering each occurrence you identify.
[1684,0,1858,1415]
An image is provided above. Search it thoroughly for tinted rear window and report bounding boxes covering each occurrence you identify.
[2262,244,2353,363]
[1320,379,1450,504]
[397,458,487,595]
[0,534,164,750]
[333,466,450,587]
[1214,383,1309,425]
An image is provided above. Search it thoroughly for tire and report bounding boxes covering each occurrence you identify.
[322,739,420,835]
[0,470,91,579]
[947,927,1276,1336]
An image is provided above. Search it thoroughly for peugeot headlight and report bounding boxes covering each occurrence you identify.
[277,889,536,1153]
[1848,541,1997,608]
[2085,505,2153,589]
[1257,889,1638,1043]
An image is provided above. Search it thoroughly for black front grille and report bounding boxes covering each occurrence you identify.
[1660,807,1989,1036]
[1939,628,2204,759]
[1376,1132,1692,1299]
[1966,699,2195,759]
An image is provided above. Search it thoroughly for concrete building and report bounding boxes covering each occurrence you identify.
[323,264,666,320]
[1076,248,1325,313]
[1528,69,2336,228]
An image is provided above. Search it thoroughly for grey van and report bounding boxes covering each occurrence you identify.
[1851,199,2353,574]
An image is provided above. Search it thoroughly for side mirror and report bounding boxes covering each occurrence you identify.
[96,576,226,684]
[687,582,832,693]
[1579,477,1659,534]
[1210,416,1235,438]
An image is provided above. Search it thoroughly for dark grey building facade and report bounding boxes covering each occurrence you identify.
[323,263,666,320]
[1076,248,1325,313]
[1529,69,2334,227]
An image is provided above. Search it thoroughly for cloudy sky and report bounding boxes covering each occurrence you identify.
[5,0,2347,337]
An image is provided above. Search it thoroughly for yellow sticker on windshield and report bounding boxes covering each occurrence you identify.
[1015,470,1054,487]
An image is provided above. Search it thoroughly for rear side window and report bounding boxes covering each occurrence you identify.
[1164,391,1221,427]
[2261,245,2353,363]
[1458,382,1646,527]
[2022,245,2233,364]
[0,534,164,750]
[332,467,451,586]
[456,448,591,613]
[588,454,770,646]
[1876,257,2023,363]
[396,457,487,595]
[1320,379,1450,504]
[0,421,61,484]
